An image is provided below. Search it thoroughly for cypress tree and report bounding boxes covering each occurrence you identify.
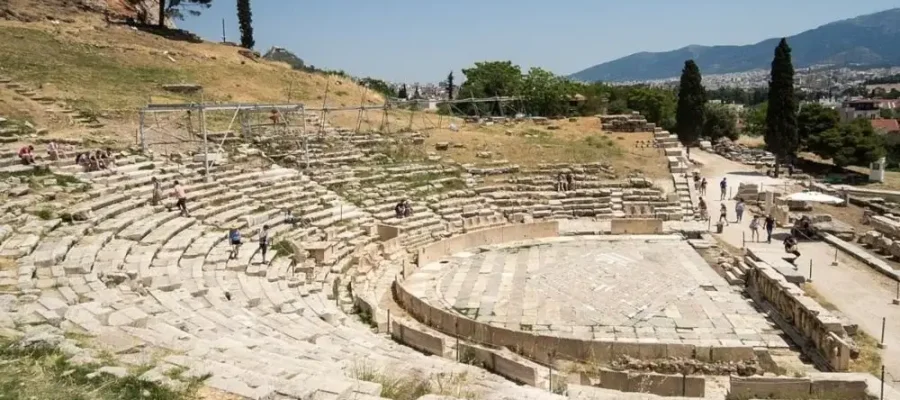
[237,0,255,49]
[398,84,408,99]
[765,38,798,176]
[674,60,706,156]
[446,71,455,100]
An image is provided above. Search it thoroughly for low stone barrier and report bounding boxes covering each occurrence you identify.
[610,218,662,234]
[458,343,538,386]
[391,319,445,357]
[729,374,870,400]
[416,221,559,267]
[598,368,705,397]
[745,260,852,371]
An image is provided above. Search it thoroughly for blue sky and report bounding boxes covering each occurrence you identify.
[181,1,900,83]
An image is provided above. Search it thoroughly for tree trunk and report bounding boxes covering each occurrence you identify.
[773,157,780,178]
[158,0,166,27]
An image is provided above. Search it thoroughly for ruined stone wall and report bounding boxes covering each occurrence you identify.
[745,261,852,371]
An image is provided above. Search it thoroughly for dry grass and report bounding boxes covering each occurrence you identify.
[800,283,839,311]
[0,339,209,400]
[0,17,380,144]
[351,361,478,400]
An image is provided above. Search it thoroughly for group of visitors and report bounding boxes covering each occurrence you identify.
[556,172,575,192]
[395,200,413,219]
[228,224,271,263]
[696,170,800,265]
[75,148,115,172]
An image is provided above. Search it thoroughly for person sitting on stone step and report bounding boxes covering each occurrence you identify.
[565,172,575,191]
[17,145,35,165]
[402,200,413,218]
[284,209,297,228]
[46,141,62,161]
[395,200,406,219]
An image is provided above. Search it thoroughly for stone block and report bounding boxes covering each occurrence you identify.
[729,376,811,399]
[710,346,755,362]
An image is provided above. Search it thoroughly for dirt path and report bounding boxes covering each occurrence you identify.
[690,150,900,385]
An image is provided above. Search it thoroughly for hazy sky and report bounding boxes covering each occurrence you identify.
[180,1,900,83]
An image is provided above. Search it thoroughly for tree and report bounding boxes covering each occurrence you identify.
[521,67,571,116]
[398,84,408,100]
[880,108,896,119]
[237,0,254,49]
[743,102,767,136]
[765,38,799,175]
[458,61,522,99]
[675,60,706,152]
[703,104,739,141]
[806,119,886,168]
[797,103,838,146]
[445,71,455,100]
[412,85,421,100]
[627,86,676,130]
[159,0,213,27]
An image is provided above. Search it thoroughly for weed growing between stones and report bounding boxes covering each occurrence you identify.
[351,360,478,400]
[0,340,208,400]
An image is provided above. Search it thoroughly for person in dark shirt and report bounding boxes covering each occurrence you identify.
[765,215,775,244]
[783,235,800,264]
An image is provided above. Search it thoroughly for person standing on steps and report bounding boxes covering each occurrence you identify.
[749,215,761,242]
[172,180,190,217]
[765,215,775,244]
[229,227,242,260]
[735,198,745,223]
[258,224,270,264]
[719,178,728,201]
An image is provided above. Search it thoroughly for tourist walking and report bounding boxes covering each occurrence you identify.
[765,215,775,244]
[698,198,708,220]
[735,199,745,222]
[257,224,270,264]
[229,227,242,259]
[172,180,190,217]
[783,234,801,265]
[749,215,760,242]
[699,178,707,196]
[719,178,728,201]
[718,203,729,226]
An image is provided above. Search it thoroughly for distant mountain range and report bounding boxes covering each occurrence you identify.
[570,8,900,82]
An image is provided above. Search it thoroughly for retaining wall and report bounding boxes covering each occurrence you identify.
[745,260,852,371]
[398,222,758,366]
[458,343,538,386]
[610,218,663,234]
[729,374,869,400]
[391,319,445,357]
[598,369,705,397]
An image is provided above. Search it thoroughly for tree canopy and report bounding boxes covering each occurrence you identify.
[674,60,706,148]
[797,103,839,146]
[703,104,739,142]
[806,119,886,168]
[521,67,572,117]
[159,0,213,26]
[765,38,799,166]
[743,102,767,136]
[237,0,254,49]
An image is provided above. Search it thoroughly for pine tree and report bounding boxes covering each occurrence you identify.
[446,71,455,100]
[674,60,706,156]
[237,0,255,49]
[398,84,408,99]
[765,38,798,176]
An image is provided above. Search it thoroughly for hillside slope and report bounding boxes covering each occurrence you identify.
[570,8,900,82]
[0,10,382,141]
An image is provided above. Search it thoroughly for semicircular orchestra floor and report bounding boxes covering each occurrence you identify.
[405,236,789,348]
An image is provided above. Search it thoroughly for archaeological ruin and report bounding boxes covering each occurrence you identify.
[0,83,895,400]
